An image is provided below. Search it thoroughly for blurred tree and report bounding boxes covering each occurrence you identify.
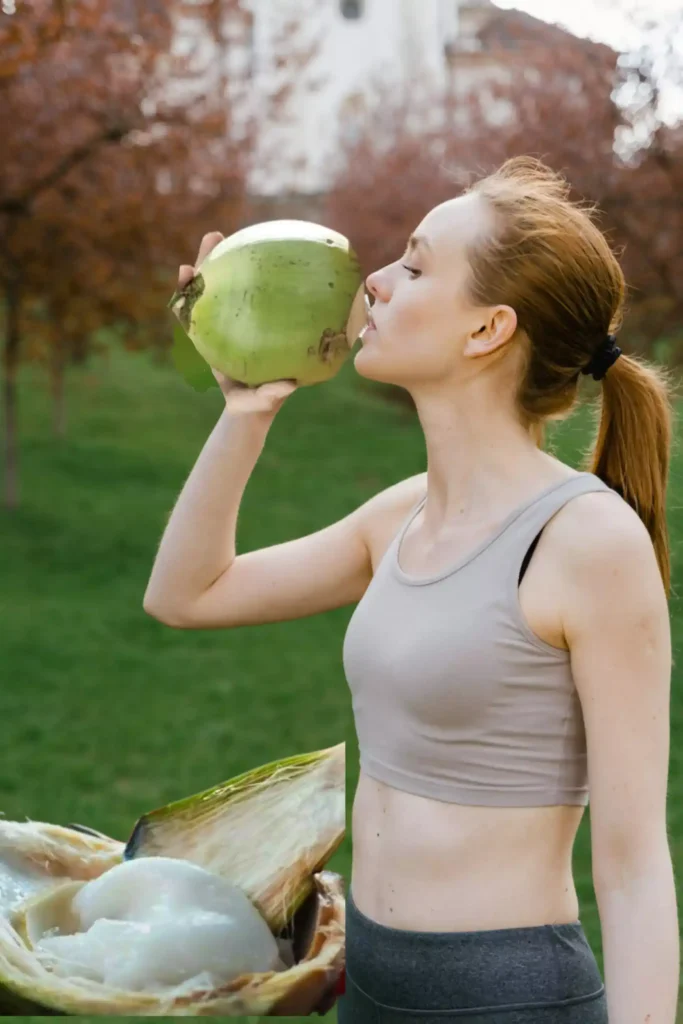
[0,0,242,506]
[0,0,319,508]
[324,7,683,408]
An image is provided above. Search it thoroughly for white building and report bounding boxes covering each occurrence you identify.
[170,0,498,195]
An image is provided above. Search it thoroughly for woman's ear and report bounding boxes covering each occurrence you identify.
[463,306,517,359]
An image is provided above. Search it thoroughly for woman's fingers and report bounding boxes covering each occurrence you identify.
[209,367,298,414]
[194,230,224,269]
[177,232,224,290]
[224,381,297,415]
[177,264,196,289]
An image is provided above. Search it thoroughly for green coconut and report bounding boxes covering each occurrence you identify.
[169,220,367,391]
[0,742,345,1015]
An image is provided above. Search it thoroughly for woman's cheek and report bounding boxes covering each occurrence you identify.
[397,295,433,335]
[393,286,430,329]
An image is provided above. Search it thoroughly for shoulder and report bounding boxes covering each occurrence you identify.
[362,472,427,521]
[548,484,669,641]
[552,484,654,573]
[359,472,427,571]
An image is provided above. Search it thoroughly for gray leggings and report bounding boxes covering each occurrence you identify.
[337,888,608,1023]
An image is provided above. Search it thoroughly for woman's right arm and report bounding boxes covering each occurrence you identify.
[142,395,429,629]
[142,406,279,626]
[142,406,425,630]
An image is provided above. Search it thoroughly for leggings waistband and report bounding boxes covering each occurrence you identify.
[347,887,583,943]
[342,887,607,1019]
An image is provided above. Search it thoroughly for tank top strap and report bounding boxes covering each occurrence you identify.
[508,472,614,539]
[496,471,618,591]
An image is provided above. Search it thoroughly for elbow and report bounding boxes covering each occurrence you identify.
[143,595,185,628]
[592,832,673,893]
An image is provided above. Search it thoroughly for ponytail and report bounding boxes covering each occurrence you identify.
[584,354,677,597]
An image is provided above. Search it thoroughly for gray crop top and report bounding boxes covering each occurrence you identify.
[343,472,620,807]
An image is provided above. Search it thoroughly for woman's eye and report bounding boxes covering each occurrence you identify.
[401,264,421,278]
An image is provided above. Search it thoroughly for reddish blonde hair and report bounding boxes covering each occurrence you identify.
[466,157,676,596]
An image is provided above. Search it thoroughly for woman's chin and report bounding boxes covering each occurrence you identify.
[353,345,377,377]
[353,347,398,386]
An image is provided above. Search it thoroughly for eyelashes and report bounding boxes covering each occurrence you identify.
[401,264,422,278]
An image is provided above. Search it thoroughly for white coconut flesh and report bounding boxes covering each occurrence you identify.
[20,857,287,993]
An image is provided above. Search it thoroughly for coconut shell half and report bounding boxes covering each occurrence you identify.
[0,744,346,1015]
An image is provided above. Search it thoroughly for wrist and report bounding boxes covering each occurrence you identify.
[219,406,275,435]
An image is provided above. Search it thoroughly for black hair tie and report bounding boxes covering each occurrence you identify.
[581,333,622,381]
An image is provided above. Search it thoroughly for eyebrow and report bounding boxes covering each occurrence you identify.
[407,234,432,255]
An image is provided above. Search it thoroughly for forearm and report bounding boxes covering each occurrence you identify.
[594,850,679,1024]
[144,407,272,612]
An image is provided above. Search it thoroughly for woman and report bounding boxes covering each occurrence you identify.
[144,157,679,1022]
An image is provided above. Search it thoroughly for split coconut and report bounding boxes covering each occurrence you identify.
[0,742,345,1015]
[169,220,369,392]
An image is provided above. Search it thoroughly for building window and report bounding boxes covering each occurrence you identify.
[340,0,364,20]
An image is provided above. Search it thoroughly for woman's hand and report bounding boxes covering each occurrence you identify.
[210,368,298,417]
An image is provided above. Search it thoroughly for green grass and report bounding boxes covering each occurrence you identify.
[0,344,681,1021]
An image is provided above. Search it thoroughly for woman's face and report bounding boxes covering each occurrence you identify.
[357,192,517,391]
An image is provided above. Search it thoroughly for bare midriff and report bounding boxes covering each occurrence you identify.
[350,778,585,931]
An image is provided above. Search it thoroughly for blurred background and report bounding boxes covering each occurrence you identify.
[0,0,681,1020]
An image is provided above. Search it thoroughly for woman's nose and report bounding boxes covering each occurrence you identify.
[365,270,385,301]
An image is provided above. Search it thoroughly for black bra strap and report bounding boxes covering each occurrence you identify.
[518,529,544,585]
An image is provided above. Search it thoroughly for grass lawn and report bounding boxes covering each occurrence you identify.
[0,343,681,1022]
